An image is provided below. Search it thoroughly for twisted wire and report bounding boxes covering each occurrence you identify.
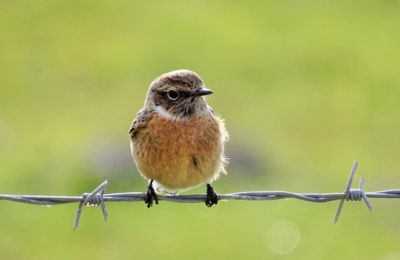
[0,160,398,229]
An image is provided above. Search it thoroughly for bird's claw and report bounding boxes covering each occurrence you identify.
[145,180,158,208]
[205,184,218,207]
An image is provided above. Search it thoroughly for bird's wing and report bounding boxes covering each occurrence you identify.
[129,108,154,139]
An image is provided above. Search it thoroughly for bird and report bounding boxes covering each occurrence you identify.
[129,69,228,208]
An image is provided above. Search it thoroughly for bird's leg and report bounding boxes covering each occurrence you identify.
[205,183,218,207]
[144,179,159,208]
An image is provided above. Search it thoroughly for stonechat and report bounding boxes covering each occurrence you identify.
[129,70,228,207]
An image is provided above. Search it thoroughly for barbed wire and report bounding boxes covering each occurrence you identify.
[1,160,399,229]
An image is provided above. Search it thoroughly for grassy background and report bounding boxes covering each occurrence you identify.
[1,1,400,259]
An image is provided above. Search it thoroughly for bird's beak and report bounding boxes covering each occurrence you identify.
[194,87,214,96]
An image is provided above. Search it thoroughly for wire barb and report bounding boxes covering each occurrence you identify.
[333,160,372,223]
[73,180,108,230]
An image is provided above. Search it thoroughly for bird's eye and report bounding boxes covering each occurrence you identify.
[167,90,180,100]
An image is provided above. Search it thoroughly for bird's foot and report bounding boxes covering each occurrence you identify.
[144,180,159,208]
[205,183,218,207]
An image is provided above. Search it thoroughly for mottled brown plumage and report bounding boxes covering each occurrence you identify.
[129,70,228,207]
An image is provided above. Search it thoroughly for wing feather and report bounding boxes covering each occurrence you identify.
[129,109,153,139]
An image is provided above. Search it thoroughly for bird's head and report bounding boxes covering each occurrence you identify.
[145,70,213,119]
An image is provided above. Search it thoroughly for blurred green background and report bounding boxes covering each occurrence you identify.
[1,0,400,259]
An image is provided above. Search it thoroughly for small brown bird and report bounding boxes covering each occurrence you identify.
[129,70,228,207]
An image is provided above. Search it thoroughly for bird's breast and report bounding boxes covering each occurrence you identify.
[131,113,226,191]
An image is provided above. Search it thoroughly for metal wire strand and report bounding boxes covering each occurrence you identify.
[0,160,398,229]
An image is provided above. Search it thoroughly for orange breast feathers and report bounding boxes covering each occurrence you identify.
[132,113,227,191]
